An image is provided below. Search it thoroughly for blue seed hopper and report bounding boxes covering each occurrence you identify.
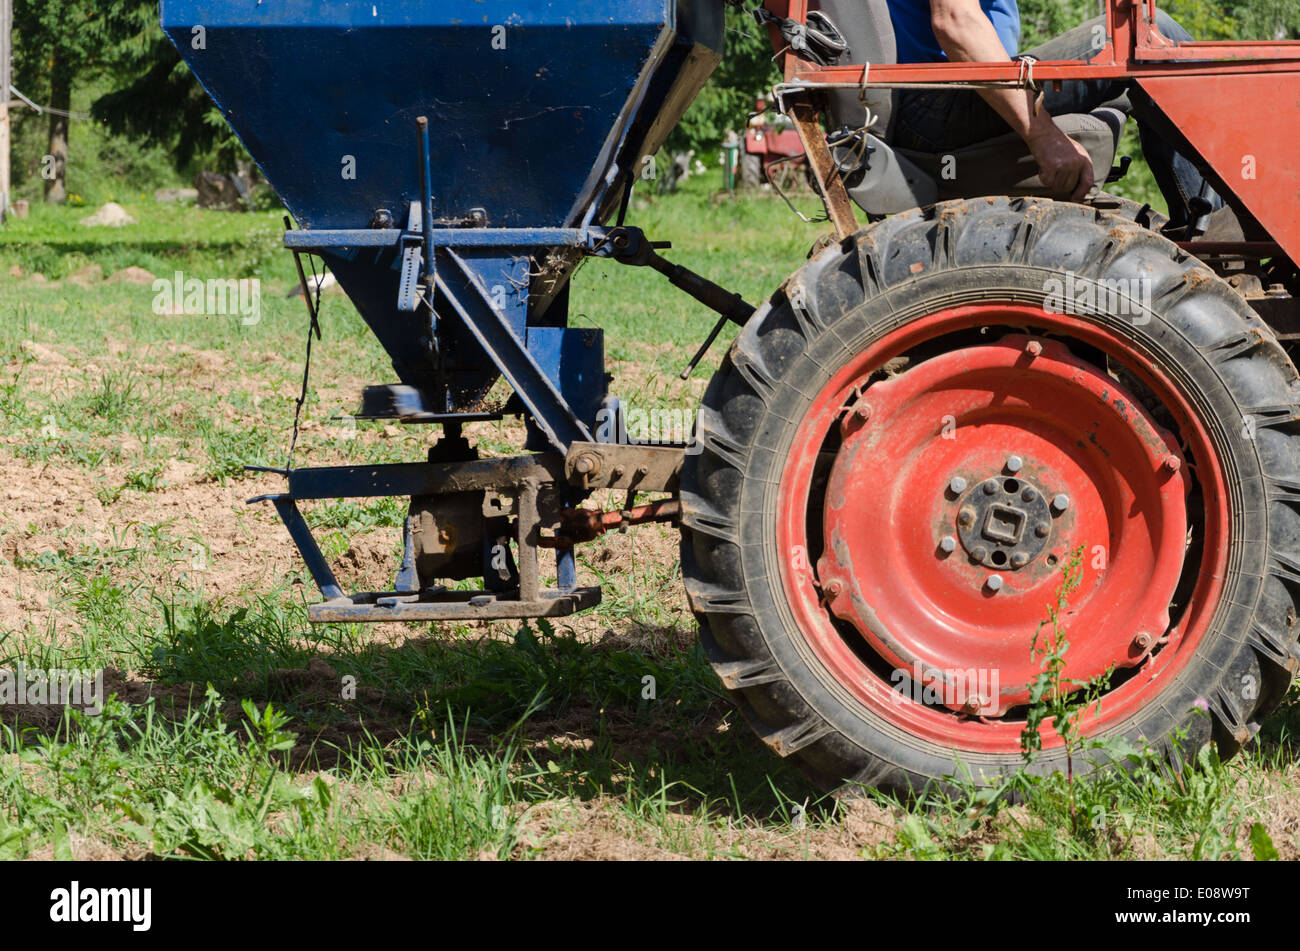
[161,0,731,620]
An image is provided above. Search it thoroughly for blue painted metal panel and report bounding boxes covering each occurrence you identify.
[163,0,723,452]
[526,326,606,437]
[162,0,675,229]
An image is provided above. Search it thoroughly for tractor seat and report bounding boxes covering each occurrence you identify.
[812,0,1125,218]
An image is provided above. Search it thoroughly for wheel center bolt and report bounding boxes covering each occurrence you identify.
[948,476,968,495]
[948,472,1056,573]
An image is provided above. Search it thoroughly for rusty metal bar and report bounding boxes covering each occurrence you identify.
[517,481,541,603]
[787,93,857,240]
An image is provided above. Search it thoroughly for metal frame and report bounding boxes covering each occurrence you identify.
[763,0,1300,264]
[251,453,601,623]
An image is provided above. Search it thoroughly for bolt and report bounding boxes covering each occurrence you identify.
[986,574,1004,592]
[1021,487,1036,503]
[855,403,872,421]
[1051,493,1070,514]
[939,535,957,554]
[637,465,649,477]
[611,466,625,480]
[574,453,599,475]
[971,546,989,561]
[983,481,997,495]
[1162,454,1181,474]
[1034,522,1050,538]
[1133,631,1153,651]
[958,507,976,527]
[1011,552,1029,568]
[1026,340,1043,358]
[962,697,984,715]
[824,580,843,599]
[948,476,968,495]
[1006,455,1023,474]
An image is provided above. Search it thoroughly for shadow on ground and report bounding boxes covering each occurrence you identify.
[0,614,824,821]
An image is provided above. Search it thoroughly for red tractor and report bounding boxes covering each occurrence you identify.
[680,0,1300,793]
[170,0,1300,797]
[740,97,808,189]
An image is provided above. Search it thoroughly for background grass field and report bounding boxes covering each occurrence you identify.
[0,170,1297,861]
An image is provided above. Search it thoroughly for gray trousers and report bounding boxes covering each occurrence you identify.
[891,14,1219,229]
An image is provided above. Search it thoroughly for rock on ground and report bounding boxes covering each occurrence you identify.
[106,266,158,286]
[67,264,104,287]
[154,187,199,204]
[79,202,137,228]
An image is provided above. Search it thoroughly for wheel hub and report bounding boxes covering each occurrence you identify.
[952,474,1057,570]
[813,334,1190,716]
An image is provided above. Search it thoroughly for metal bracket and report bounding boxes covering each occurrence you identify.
[250,454,601,623]
[437,248,594,450]
[397,200,424,312]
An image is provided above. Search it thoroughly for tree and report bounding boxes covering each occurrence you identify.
[89,0,245,174]
[11,1,135,203]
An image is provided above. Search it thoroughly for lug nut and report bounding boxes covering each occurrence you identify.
[939,536,957,554]
[855,403,872,421]
[1162,455,1181,474]
[985,574,1004,592]
[1006,455,1024,474]
[1026,340,1043,358]
[824,580,843,599]
[948,476,968,495]
[958,507,976,527]
[1035,522,1050,538]
[1051,493,1070,514]
[1133,632,1153,651]
[1011,552,1029,568]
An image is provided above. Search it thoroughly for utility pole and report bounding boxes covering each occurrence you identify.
[0,0,11,224]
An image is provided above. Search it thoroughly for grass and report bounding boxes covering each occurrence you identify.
[0,166,1289,862]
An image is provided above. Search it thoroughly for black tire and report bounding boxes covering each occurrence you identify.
[739,152,764,189]
[681,197,1300,796]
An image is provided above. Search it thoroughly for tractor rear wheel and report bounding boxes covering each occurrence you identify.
[681,197,1300,795]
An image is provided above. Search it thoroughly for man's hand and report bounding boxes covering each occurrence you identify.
[930,0,1096,203]
[1028,125,1095,201]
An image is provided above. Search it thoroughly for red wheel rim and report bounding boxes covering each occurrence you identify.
[776,304,1230,754]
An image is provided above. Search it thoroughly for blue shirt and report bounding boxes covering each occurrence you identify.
[886,0,1021,63]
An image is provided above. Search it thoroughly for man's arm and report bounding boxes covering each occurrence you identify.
[930,0,1094,200]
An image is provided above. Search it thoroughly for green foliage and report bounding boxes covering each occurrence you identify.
[664,8,780,158]
[1018,0,1099,48]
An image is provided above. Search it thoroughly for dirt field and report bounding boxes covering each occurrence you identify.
[1,193,1297,861]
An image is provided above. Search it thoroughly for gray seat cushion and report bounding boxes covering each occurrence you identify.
[811,0,897,137]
